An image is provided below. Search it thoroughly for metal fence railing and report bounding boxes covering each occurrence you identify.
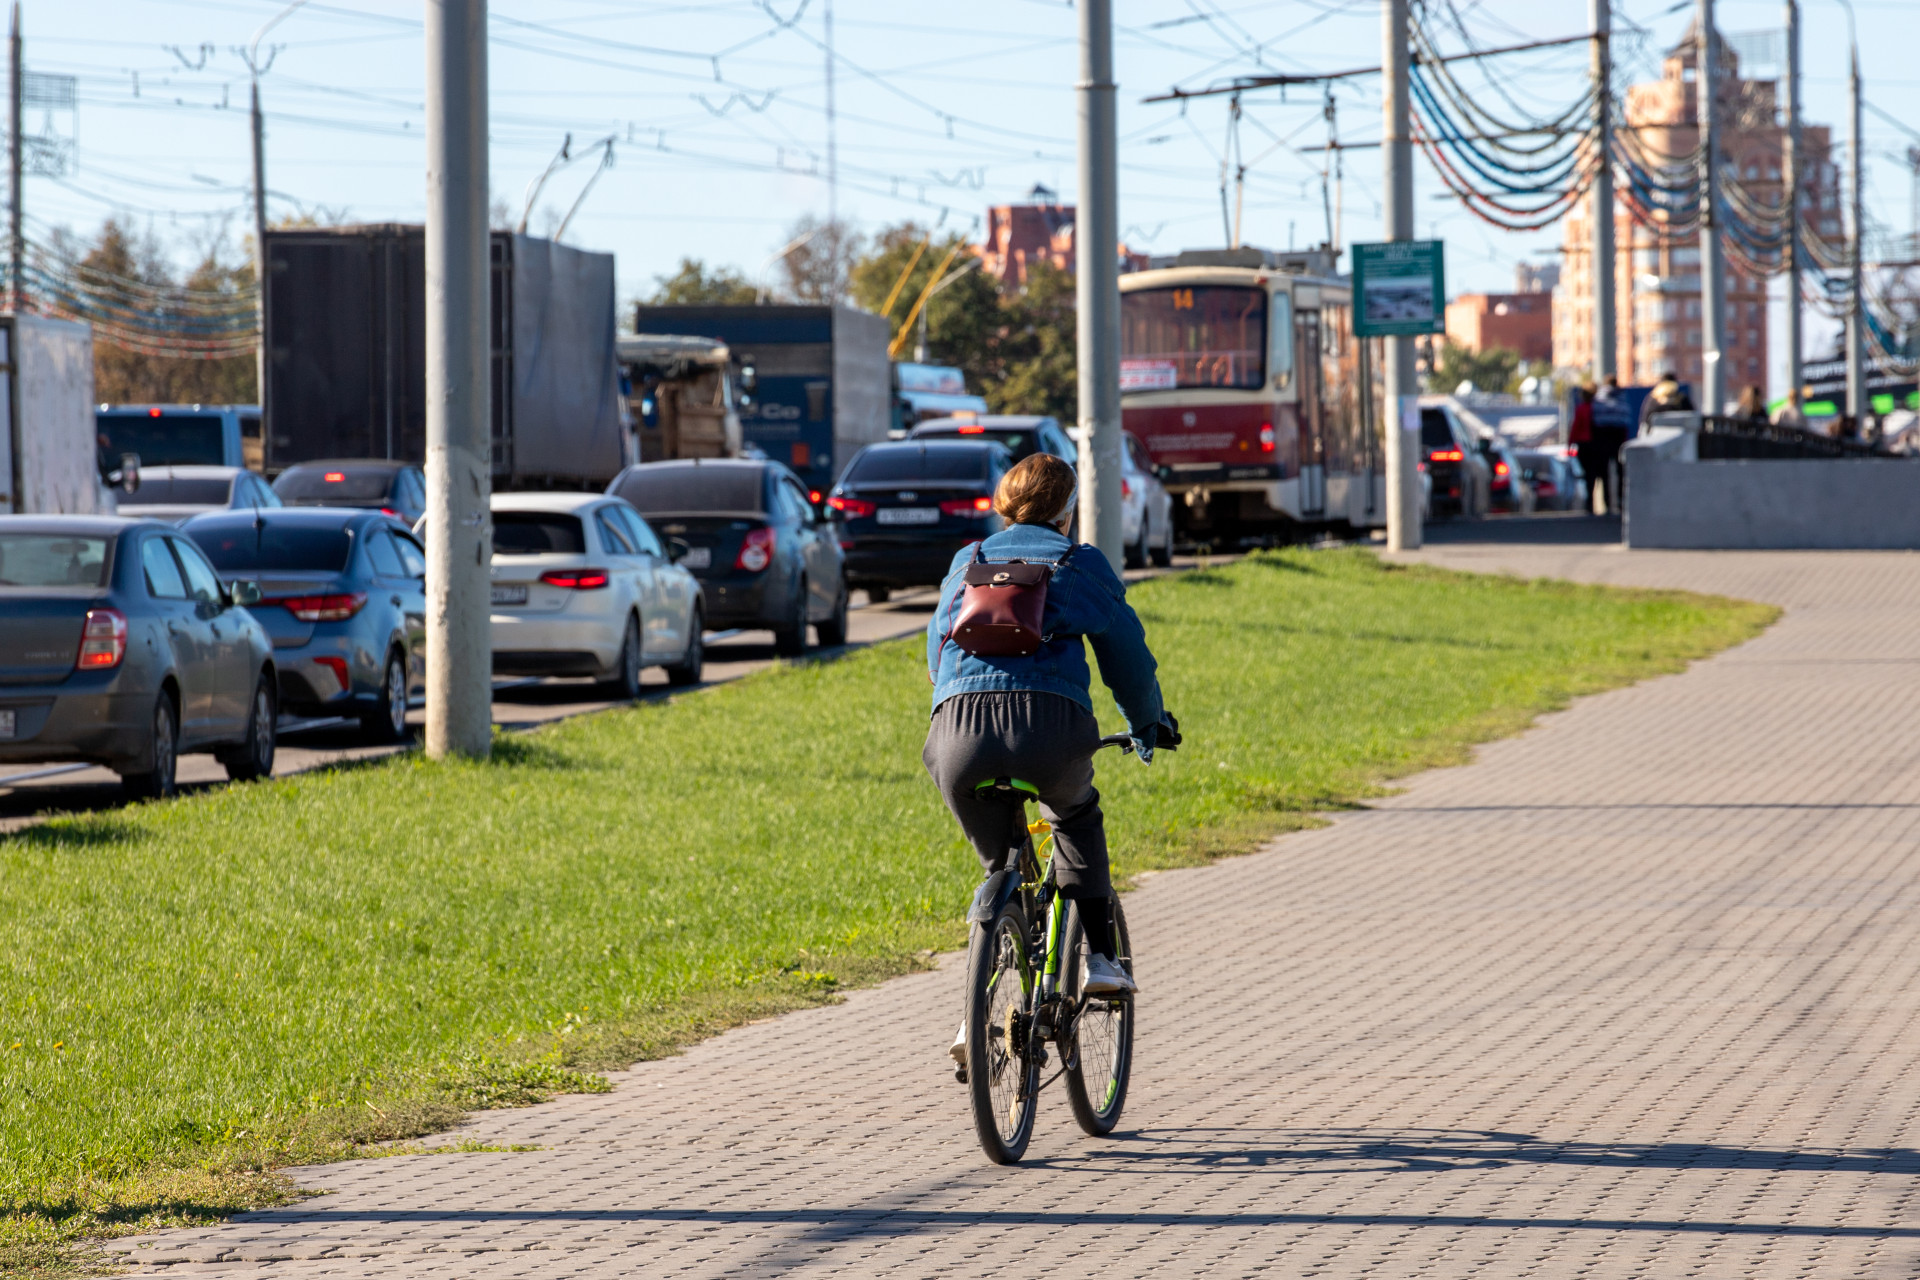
[1696,415,1892,461]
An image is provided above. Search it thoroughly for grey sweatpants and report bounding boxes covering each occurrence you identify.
[922,691,1110,898]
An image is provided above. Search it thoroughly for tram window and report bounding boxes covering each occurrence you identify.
[1120,285,1266,390]
[1269,292,1294,390]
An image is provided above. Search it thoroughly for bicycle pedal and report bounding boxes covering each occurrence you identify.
[954,1066,968,1084]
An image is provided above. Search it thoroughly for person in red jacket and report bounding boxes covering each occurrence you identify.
[1568,381,1599,513]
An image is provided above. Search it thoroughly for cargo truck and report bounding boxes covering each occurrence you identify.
[0,312,116,515]
[263,225,628,488]
[618,333,742,462]
[628,304,891,496]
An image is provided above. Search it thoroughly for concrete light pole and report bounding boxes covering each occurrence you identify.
[241,0,309,442]
[1696,0,1726,415]
[1074,0,1123,568]
[1382,0,1420,552]
[1783,0,1803,401]
[1590,0,1616,383]
[1839,0,1864,430]
[8,3,21,313]
[424,0,492,759]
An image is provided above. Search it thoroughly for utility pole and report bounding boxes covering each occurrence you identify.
[1383,0,1420,552]
[1784,0,1802,401]
[824,0,836,232]
[424,0,492,759]
[8,3,21,312]
[249,80,268,432]
[1590,0,1615,382]
[1695,0,1726,414]
[1844,38,1864,429]
[1074,0,1123,568]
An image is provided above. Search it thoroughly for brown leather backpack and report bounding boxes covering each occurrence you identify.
[944,546,1074,658]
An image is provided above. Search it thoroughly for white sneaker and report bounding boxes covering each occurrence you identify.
[949,1023,967,1067]
[1083,954,1138,995]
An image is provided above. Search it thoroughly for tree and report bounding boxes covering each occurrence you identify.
[1433,341,1520,396]
[645,258,760,306]
[777,213,862,304]
[83,219,257,406]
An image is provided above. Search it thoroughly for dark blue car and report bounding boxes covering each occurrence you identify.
[828,440,1013,598]
[0,515,277,798]
[183,508,426,742]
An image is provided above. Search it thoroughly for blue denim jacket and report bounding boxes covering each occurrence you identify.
[926,523,1164,735]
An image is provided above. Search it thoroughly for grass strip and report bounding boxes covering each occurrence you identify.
[0,549,1775,1271]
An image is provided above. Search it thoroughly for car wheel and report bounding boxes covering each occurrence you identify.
[121,692,179,801]
[1150,514,1174,567]
[1123,524,1147,570]
[665,610,704,687]
[772,580,810,658]
[815,582,850,647]
[221,677,278,782]
[360,651,411,744]
[604,614,644,699]
[864,584,891,605]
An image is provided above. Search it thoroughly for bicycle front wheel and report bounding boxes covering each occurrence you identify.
[965,900,1040,1164]
[1063,895,1134,1136]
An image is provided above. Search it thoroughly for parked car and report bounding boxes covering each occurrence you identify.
[272,460,428,525]
[908,413,1078,465]
[0,515,276,798]
[1515,447,1587,511]
[1476,434,1536,514]
[606,458,847,656]
[1419,404,1492,518]
[119,465,281,525]
[828,440,1013,601]
[475,493,704,696]
[184,507,425,743]
[1120,431,1176,568]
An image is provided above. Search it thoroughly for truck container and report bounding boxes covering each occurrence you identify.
[628,304,891,496]
[263,224,627,488]
[0,312,113,515]
[617,333,742,462]
[94,404,261,472]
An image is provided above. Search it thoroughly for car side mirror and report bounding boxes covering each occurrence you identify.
[228,580,264,607]
[666,536,691,564]
[107,452,142,494]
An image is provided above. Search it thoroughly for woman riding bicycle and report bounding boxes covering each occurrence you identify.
[924,452,1172,1035]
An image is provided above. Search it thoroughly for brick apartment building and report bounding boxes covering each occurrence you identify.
[1445,285,1554,363]
[1552,22,1838,400]
[978,184,1149,288]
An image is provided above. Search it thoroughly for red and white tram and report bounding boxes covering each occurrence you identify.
[1120,248,1385,543]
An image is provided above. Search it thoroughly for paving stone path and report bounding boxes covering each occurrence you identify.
[110,544,1920,1278]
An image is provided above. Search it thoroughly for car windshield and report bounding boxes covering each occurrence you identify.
[97,412,225,468]
[0,533,110,586]
[275,467,394,502]
[914,426,1039,459]
[126,477,233,506]
[1121,286,1266,390]
[1420,410,1455,450]
[611,466,764,513]
[492,512,585,555]
[844,446,992,483]
[191,522,354,573]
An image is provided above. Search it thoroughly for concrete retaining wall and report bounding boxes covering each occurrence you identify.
[1626,432,1920,549]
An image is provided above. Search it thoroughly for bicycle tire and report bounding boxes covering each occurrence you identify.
[965,900,1040,1164]
[1062,896,1134,1136]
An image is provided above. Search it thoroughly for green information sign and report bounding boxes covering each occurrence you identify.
[1351,240,1446,337]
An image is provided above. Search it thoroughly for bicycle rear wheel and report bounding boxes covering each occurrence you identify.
[1063,895,1134,1136]
[965,899,1040,1164]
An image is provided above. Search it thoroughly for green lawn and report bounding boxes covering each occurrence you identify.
[0,549,1775,1269]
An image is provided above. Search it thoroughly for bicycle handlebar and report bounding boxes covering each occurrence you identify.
[1097,713,1182,755]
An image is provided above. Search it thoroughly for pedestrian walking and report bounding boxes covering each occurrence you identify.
[1568,381,1601,514]
[1734,385,1768,423]
[1771,388,1808,430]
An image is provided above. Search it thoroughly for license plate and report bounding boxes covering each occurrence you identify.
[0,710,13,740]
[680,546,711,569]
[491,585,529,606]
[877,507,938,525]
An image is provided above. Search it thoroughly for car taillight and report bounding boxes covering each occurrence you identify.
[380,506,401,517]
[1259,422,1275,453]
[939,496,995,518]
[735,527,776,572]
[807,489,822,505]
[828,495,875,518]
[277,592,368,621]
[1494,460,1510,477]
[324,471,346,483]
[75,608,127,670]
[1429,449,1463,462]
[956,425,985,434]
[1120,478,1133,499]
[540,569,610,590]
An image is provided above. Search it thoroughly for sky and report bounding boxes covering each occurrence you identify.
[22,0,1920,390]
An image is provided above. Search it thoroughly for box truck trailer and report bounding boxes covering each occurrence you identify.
[0,312,114,515]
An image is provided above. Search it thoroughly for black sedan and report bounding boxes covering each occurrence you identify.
[273,459,428,526]
[607,458,846,656]
[828,440,1013,600]
[907,414,1078,464]
[0,516,277,799]
[184,508,426,743]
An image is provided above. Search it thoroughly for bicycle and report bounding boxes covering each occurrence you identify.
[958,721,1180,1165]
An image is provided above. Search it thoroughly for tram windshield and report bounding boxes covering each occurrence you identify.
[1121,286,1266,391]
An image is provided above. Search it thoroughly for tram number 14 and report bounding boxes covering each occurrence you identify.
[1171,288,1194,310]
